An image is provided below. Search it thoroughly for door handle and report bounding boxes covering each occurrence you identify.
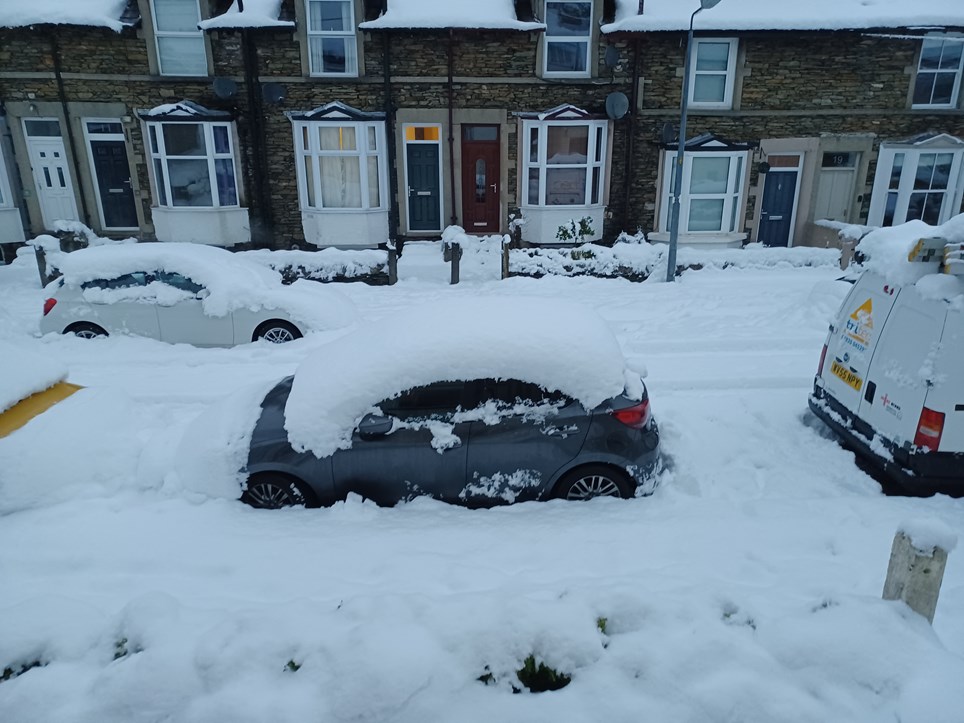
[489,183,497,193]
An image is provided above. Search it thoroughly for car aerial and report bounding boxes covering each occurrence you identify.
[809,219,964,496]
[40,242,355,346]
[213,297,662,509]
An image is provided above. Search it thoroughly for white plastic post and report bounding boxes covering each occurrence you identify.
[882,530,951,624]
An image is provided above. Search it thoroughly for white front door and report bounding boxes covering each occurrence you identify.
[23,118,79,228]
[814,152,860,223]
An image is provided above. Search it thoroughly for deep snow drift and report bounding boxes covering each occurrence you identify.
[1,242,963,723]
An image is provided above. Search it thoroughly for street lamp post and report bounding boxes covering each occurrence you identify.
[665,0,723,282]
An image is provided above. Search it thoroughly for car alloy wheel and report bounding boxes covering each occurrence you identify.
[555,465,632,501]
[66,322,107,339]
[254,320,302,344]
[241,474,307,509]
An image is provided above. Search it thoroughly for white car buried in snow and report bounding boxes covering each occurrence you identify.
[39,243,356,346]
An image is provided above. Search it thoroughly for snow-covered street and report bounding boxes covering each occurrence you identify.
[2,244,963,722]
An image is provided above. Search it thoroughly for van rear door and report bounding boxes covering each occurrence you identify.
[857,286,948,447]
[821,273,899,414]
[921,306,964,452]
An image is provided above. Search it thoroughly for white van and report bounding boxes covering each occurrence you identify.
[809,237,964,495]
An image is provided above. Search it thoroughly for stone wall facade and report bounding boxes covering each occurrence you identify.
[1,6,962,249]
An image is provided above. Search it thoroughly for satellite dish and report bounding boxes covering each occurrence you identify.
[262,82,286,105]
[661,121,677,145]
[604,45,620,68]
[605,92,629,120]
[212,77,237,99]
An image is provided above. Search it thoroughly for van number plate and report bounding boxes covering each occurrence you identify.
[831,361,863,391]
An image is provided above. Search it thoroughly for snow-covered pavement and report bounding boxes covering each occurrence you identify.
[1,243,962,723]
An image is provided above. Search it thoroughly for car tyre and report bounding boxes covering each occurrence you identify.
[253,320,302,344]
[65,322,107,339]
[241,473,311,509]
[553,465,633,501]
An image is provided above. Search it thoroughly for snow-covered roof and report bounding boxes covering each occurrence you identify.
[54,243,356,331]
[284,297,641,458]
[0,342,68,414]
[198,0,293,31]
[0,0,133,30]
[604,0,964,33]
[360,0,545,31]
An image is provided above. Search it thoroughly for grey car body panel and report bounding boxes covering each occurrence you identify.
[245,376,660,507]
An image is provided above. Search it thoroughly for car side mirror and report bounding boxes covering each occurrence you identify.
[358,413,393,438]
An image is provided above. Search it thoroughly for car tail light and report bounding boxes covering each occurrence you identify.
[816,344,828,376]
[43,298,57,316]
[913,407,945,451]
[611,399,651,429]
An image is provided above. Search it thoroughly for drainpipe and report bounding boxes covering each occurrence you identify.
[447,29,457,227]
[50,33,92,229]
[623,38,641,234]
[241,28,272,246]
[383,32,400,245]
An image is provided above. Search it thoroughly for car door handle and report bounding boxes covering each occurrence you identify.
[864,380,876,404]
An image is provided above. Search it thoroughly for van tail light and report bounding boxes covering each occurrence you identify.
[817,344,828,376]
[43,298,57,316]
[611,399,651,429]
[913,407,945,452]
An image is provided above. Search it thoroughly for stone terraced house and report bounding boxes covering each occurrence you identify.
[0,0,962,254]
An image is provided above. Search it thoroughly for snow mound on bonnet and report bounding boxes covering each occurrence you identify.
[0,342,68,414]
[856,213,964,286]
[284,297,638,458]
[55,243,356,332]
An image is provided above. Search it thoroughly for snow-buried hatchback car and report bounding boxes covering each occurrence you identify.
[40,243,354,346]
[228,298,661,508]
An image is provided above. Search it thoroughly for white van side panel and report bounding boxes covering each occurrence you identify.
[821,273,899,414]
[926,308,964,452]
[857,293,947,447]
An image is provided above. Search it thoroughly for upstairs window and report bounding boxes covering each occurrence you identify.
[307,0,358,76]
[912,36,964,109]
[147,122,239,208]
[544,1,593,77]
[688,38,738,109]
[524,120,607,206]
[151,0,207,76]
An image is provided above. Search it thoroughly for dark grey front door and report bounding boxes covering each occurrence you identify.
[759,170,798,247]
[406,144,441,232]
[90,140,137,228]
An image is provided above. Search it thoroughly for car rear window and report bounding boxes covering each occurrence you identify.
[479,379,566,406]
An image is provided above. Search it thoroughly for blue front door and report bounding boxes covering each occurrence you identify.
[759,170,799,247]
[406,144,441,232]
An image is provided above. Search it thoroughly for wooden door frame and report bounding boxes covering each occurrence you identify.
[401,123,444,234]
[81,117,138,232]
[757,152,803,247]
[459,124,501,234]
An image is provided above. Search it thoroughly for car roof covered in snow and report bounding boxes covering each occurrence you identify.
[283,296,641,458]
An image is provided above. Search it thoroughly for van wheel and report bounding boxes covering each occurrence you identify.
[553,465,633,501]
[65,322,107,339]
[253,320,302,344]
[241,473,312,509]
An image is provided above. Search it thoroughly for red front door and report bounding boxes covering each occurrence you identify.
[460,125,501,233]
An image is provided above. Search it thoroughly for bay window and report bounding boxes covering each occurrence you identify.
[912,36,963,109]
[307,0,358,76]
[544,1,593,77]
[147,122,239,208]
[524,120,607,206]
[660,150,748,234]
[869,140,964,227]
[151,0,207,76]
[294,120,385,210]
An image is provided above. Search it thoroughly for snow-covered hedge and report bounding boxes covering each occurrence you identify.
[241,248,389,284]
[508,239,840,280]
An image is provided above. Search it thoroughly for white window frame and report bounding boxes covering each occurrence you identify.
[659,150,749,234]
[150,0,207,77]
[522,119,608,207]
[688,38,739,110]
[542,0,594,78]
[306,0,358,77]
[0,141,13,209]
[294,120,386,211]
[146,121,240,209]
[868,145,964,227]
[912,36,964,109]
